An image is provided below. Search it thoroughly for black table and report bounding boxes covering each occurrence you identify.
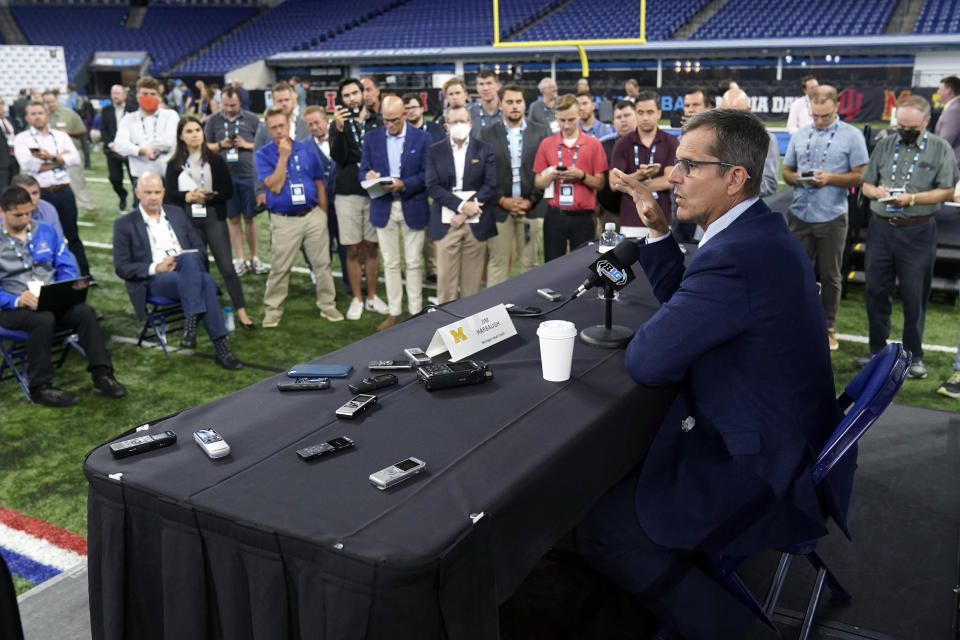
[84,245,678,640]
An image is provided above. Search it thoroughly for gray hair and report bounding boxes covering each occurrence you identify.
[681,109,769,198]
[897,94,931,118]
[538,77,556,92]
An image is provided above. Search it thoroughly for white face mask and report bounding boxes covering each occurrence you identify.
[449,122,471,141]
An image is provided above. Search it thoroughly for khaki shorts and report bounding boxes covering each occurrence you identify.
[336,194,378,245]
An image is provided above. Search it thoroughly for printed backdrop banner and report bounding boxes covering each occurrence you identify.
[0,45,68,106]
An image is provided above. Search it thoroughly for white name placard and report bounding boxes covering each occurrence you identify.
[426,304,517,361]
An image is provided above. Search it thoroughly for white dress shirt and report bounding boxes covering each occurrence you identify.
[140,206,183,274]
[114,108,179,177]
[13,126,80,187]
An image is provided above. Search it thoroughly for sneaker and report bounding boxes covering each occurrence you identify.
[907,359,927,379]
[365,295,389,315]
[233,258,248,277]
[827,329,839,351]
[251,256,268,275]
[30,384,80,407]
[320,306,344,322]
[937,371,960,398]
[346,298,364,321]
[92,372,126,399]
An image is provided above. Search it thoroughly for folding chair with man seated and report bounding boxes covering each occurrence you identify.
[653,342,912,640]
[0,325,87,401]
[137,296,184,357]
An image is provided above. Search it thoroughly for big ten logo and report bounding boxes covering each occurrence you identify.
[449,326,468,344]
[882,90,911,121]
[837,88,864,121]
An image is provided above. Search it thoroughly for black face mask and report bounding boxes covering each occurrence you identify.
[897,128,921,145]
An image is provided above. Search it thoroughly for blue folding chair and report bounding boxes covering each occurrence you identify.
[0,326,87,402]
[654,342,911,640]
[137,296,184,357]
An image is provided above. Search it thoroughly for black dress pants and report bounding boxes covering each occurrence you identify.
[0,303,112,390]
[105,151,129,204]
[190,214,245,310]
[544,206,595,262]
[40,185,90,276]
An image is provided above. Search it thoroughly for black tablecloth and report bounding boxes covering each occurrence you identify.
[84,245,678,640]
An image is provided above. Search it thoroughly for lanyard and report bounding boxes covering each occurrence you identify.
[289,151,303,184]
[0,224,33,270]
[145,216,178,250]
[30,130,59,157]
[804,127,836,170]
[478,108,502,129]
[557,143,581,168]
[184,157,205,190]
[223,116,241,139]
[350,118,365,147]
[890,130,928,188]
[634,142,656,168]
[508,123,525,165]
[140,114,158,140]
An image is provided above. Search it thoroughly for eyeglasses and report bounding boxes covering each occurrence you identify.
[673,158,744,176]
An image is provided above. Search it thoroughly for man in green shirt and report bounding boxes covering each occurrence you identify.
[42,91,94,213]
[859,95,959,379]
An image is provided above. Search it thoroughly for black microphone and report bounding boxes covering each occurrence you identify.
[573,239,641,298]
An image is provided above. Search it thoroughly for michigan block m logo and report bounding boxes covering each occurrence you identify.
[450,327,468,344]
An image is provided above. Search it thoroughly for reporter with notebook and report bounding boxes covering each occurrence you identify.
[0,186,125,406]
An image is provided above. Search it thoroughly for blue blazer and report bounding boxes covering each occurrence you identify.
[358,124,430,229]
[113,204,206,320]
[625,200,854,555]
[425,137,498,241]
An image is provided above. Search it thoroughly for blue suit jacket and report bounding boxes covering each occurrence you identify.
[425,137,498,241]
[358,124,430,229]
[626,200,853,555]
[112,205,206,320]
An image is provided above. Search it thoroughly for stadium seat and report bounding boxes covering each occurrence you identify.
[0,326,87,402]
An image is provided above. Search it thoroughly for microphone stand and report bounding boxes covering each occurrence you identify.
[579,281,634,348]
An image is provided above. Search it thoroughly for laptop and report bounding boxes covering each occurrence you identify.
[36,277,91,314]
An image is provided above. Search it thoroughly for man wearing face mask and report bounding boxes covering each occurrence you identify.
[114,76,178,198]
[425,105,497,303]
[860,95,959,379]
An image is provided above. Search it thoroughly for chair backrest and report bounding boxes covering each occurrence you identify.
[812,343,911,486]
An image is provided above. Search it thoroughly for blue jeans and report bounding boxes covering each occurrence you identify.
[146,252,226,340]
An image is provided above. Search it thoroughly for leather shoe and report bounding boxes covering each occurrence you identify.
[30,384,80,407]
[215,351,243,370]
[93,372,126,398]
[376,315,400,332]
[240,320,256,331]
[180,327,197,349]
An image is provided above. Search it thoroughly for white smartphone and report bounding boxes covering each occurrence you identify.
[194,428,230,459]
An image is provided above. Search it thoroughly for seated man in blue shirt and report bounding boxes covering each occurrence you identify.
[11,174,63,236]
[255,106,340,328]
[0,186,125,406]
[113,172,242,370]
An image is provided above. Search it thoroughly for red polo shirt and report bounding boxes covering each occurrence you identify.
[533,131,608,211]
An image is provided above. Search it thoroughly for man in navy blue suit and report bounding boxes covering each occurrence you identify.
[359,96,431,331]
[425,105,497,304]
[113,172,242,370]
[576,110,852,638]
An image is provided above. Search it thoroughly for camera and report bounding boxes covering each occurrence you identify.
[417,360,492,391]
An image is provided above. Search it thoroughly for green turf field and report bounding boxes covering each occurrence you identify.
[1,139,958,586]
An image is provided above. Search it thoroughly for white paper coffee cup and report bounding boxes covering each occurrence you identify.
[27,280,42,297]
[536,320,577,382]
